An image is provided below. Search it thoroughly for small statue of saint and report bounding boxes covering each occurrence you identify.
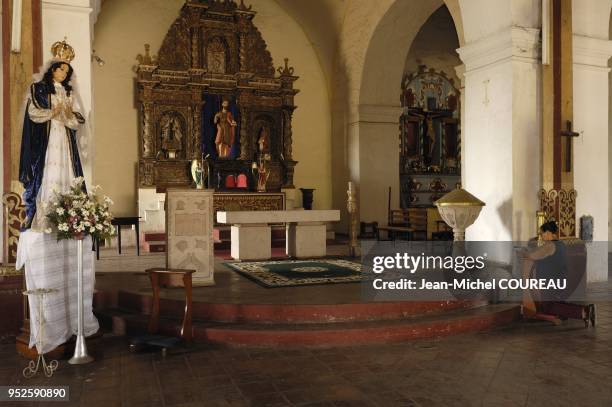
[214,100,237,159]
[257,125,270,155]
[190,158,207,189]
[161,115,182,159]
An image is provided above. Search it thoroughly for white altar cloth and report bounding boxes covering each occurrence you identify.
[16,231,99,354]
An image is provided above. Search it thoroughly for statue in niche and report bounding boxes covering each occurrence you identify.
[404,87,415,108]
[446,92,457,111]
[207,38,226,74]
[214,100,237,158]
[426,116,436,159]
[257,124,270,156]
[160,113,183,159]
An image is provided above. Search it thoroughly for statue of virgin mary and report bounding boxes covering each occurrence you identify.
[19,40,87,230]
[16,39,99,355]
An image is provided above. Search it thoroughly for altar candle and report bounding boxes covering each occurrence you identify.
[348,181,354,192]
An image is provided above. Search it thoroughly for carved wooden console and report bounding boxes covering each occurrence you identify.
[136,0,299,192]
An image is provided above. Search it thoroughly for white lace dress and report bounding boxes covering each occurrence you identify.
[27,80,82,232]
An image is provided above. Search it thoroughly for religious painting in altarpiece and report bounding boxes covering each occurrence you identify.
[136,0,299,193]
[400,65,461,209]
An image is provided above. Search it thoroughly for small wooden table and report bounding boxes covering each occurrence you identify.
[145,268,195,342]
[94,216,141,259]
[112,216,141,256]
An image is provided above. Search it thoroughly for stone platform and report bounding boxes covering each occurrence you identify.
[93,247,520,347]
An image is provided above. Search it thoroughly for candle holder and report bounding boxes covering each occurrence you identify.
[22,288,59,378]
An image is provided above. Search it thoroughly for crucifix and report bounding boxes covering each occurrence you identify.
[560,120,579,172]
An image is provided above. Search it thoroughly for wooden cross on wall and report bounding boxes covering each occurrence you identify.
[560,120,579,172]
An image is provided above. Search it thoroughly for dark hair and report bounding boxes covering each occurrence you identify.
[540,220,558,234]
[42,62,73,96]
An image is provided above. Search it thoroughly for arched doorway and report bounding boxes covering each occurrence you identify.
[400,6,461,215]
[354,0,464,231]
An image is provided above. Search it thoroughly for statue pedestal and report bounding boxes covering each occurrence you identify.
[166,189,215,286]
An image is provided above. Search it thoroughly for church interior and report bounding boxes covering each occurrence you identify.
[1,0,612,405]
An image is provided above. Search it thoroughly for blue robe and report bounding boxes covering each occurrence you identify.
[18,81,85,228]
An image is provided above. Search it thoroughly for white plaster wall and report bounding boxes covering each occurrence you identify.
[41,0,97,187]
[512,60,541,241]
[0,6,3,263]
[458,21,541,244]
[572,0,612,281]
[573,36,612,282]
[572,0,612,40]
[573,42,610,243]
[462,61,514,241]
[459,0,511,43]
[355,114,401,225]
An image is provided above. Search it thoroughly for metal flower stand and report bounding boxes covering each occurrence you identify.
[22,288,59,378]
[68,239,94,364]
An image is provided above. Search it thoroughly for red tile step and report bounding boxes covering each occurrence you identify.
[143,232,166,242]
[113,290,488,323]
[96,304,520,347]
[141,231,167,253]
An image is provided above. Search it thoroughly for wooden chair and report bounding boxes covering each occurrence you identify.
[377,209,414,240]
[376,188,414,241]
[359,222,378,239]
[406,208,428,240]
[145,268,195,342]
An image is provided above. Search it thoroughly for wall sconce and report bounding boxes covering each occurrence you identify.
[91,50,105,67]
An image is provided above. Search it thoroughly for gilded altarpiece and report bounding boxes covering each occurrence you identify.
[400,66,461,208]
[136,0,298,192]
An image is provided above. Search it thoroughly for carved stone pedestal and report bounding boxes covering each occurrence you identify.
[166,189,214,286]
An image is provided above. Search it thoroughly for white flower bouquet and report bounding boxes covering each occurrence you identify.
[46,177,114,241]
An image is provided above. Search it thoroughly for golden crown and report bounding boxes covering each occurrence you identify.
[51,39,75,63]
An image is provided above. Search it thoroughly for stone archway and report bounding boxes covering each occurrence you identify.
[352,0,549,243]
[346,0,465,228]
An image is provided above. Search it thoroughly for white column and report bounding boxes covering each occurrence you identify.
[0,6,3,263]
[350,104,402,227]
[572,34,612,282]
[458,27,541,243]
[41,0,100,187]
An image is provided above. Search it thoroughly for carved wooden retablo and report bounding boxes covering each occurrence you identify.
[136,0,299,192]
[3,192,27,265]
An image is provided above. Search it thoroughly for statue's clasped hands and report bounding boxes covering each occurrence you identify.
[51,101,74,121]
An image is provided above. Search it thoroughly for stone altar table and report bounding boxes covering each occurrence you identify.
[166,189,215,285]
[217,210,340,260]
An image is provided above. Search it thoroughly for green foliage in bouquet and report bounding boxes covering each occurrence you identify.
[46,177,114,241]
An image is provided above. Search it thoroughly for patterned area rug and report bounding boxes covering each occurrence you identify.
[224,259,363,288]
